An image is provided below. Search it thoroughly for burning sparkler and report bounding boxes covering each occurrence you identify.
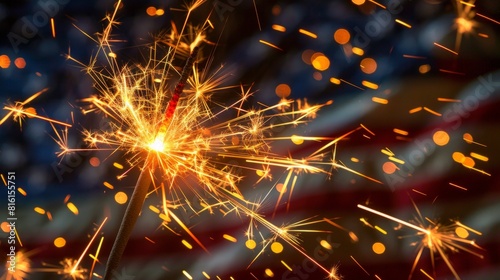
[55,1,380,278]
[1,0,496,279]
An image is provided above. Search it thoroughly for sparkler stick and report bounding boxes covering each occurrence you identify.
[103,47,199,280]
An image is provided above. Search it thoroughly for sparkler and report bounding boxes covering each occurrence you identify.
[1,0,496,279]
[60,1,378,278]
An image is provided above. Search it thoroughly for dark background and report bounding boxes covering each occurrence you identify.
[1,0,499,279]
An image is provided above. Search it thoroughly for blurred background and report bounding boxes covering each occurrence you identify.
[1,0,499,279]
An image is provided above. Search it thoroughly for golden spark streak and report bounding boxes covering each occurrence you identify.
[393,128,408,136]
[456,221,482,235]
[423,107,442,116]
[88,236,104,279]
[362,80,379,90]
[50,18,56,38]
[15,227,23,247]
[389,156,405,164]
[476,13,500,25]
[71,217,107,274]
[357,204,430,234]
[395,19,412,28]
[449,182,467,191]
[412,189,427,196]
[403,54,427,59]
[420,268,434,279]
[340,79,365,90]
[470,152,488,161]
[0,88,71,127]
[299,28,318,38]
[439,69,466,75]
[433,42,458,55]
[437,97,461,102]
[272,24,286,32]
[372,97,388,104]
[374,225,387,234]
[409,107,422,114]
[259,39,283,51]
[369,0,386,9]
[281,260,293,271]
[350,255,370,275]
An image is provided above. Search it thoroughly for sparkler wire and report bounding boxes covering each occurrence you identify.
[103,155,153,280]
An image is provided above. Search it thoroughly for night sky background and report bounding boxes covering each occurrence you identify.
[1,0,500,279]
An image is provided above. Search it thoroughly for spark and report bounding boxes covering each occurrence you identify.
[88,236,104,279]
[103,181,114,189]
[412,189,427,196]
[71,217,107,275]
[433,42,458,55]
[402,54,427,59]
[259,39,283,51]
[423,107,442,116]
[272,24,286,32]
[374,225,387,234]
[393,128,408,136]
[437,97,461,102]
[38,258,87,280]
[2,250,31,280]
[420,268,434,279]
[372,97,388,104]
[475,13,500,25]
[0,88,71,128]
[350,255,370,275]
[281,260,293,271]
[358,203,484,279]
[51,18,56,38]
[409,107,422,114]
[439,69,465,75]
[340,79,364,90]
[389,156,405,165]
[453,0,478,51]
[298,28,318,38]
[449,182,467,191]
[395,19,412,28]
[369,0,386,9]
[470,152,488,162]
[34,207,46,215]
[362,80,379,90]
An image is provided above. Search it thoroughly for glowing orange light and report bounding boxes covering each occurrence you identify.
[433,130,449,146]
[0,54,10,68]
[360,58,377,74]
[275,84,291,98]
[334,29,350,45]
[372,242,385,254]
[272,24,286,32]
[14,57,26,69]
[452,152,465,163]
[382,162,398,174]
[146,6,156,16]
[271,241,284,253]
[114,191,128,204]
[89,157,100,167]
[311,53,330,71]
[54,237,66,248]
[156,8,165,16]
